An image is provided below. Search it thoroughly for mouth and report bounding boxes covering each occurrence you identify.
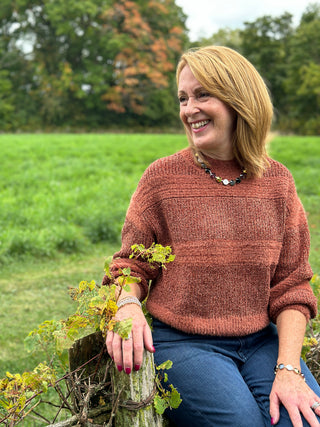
[190,120,210,130]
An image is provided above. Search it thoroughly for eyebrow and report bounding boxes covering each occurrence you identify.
[177,86,207,96]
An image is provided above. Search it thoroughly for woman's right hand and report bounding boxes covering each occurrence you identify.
[106,303,155,374]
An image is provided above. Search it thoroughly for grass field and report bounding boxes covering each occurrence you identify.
[0,133,319,384]
[0,133,187,266]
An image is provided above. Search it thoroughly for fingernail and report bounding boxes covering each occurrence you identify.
[134,364,140,371]
[117,365,123,372]
[271,418,275,425]
[125,367,131,375]
[152,346,156,353]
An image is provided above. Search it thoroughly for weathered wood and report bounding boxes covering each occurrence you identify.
[111,350,163,426]
[69,330,108,376]
[67,331,165,426]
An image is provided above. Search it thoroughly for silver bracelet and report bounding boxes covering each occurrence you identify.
[117,296,142,309]
[274,363,305,381]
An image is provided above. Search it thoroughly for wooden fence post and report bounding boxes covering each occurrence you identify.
[68,331,166,426]
[110,349,163,426]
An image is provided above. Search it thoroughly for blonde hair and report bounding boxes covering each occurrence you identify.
[176,46,273,178]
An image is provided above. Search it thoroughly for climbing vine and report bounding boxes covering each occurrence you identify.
[0,244,179,426]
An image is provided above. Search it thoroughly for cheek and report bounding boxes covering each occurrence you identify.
[179,108,185,123]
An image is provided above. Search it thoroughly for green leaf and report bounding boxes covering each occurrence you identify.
[156,360,173,371]
[127,275,141,284]
[113,318,133,340]
[104,256,113,277]
[153,393,168,415]
[121,267,131,276]
[123,284,132,292]
[168,385,182,409]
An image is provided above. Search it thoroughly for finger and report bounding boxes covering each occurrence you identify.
[132,327,144,371]
[310,396,320,415]
[307,399,320,427]
[269,392,280,425]
[106,331,114,360]
[122,335,134,374]
[112,333,124,372]
[302,405,320,427]
[286,406,303,427]
[143,323,155,353]
[313,404,320,419]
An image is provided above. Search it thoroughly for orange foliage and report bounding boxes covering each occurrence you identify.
[100,0,185,115]
[124,77,140,86]
[167,37,182,52]
[147,0,169,15]
[170,26,184,35]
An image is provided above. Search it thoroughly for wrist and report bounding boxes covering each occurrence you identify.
[117,296,142,310]
[274,363,305,381]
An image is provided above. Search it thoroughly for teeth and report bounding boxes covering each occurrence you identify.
[191,120,209,129]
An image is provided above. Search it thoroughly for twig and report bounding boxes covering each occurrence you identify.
[106,386,124,427]
[52,383,76,423]
[79,379,93,423]
[103,359,112,384]
[46,403,112,427]
[29,409,51,424]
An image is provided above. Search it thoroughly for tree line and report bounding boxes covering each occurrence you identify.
[0,0,319,134]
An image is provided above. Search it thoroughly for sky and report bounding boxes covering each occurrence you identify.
[175,0,315,40]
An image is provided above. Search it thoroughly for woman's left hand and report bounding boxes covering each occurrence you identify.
[270,370,320,426]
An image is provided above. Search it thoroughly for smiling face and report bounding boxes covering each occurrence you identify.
[178,65,236,160]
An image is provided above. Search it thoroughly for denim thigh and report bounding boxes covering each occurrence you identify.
[152,319,320,427]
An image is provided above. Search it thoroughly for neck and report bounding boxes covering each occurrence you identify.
[199,149,234,162]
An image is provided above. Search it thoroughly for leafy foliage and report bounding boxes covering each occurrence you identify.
[0,243,179,425]
[0,0,187,130]
[1,1,320,132]
[130,243,176,269]
[154,360,182,415]
[0,363,56,423]
[303,275,320,383]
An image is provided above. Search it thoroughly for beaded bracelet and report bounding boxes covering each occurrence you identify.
[117,296,142,309]
[274,363,305,381]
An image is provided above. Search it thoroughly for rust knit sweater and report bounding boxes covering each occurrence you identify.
[104,147,317,336]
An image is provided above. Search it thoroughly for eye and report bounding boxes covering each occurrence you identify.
[178,95,188,105]
[197,92,210,101]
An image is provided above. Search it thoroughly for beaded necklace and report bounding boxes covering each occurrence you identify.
[196,154,247,186]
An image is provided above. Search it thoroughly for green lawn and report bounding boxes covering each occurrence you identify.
[268,136,320,273]
[0,133,319,383]
[0,133,187,379]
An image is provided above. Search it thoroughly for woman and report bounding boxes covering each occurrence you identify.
[105,46,320,426]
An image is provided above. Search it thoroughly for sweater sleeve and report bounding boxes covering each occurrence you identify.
[269,173,317,323]
[101,169,161,300]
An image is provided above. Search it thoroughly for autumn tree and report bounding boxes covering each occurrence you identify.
[100,0,187,125]
[0,0,187,129]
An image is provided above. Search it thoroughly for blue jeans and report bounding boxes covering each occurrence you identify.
[152,319,320,427]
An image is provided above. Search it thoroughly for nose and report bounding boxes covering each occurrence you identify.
[184,96,200,117]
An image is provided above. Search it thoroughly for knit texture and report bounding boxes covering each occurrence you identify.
[104,148,317,336]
